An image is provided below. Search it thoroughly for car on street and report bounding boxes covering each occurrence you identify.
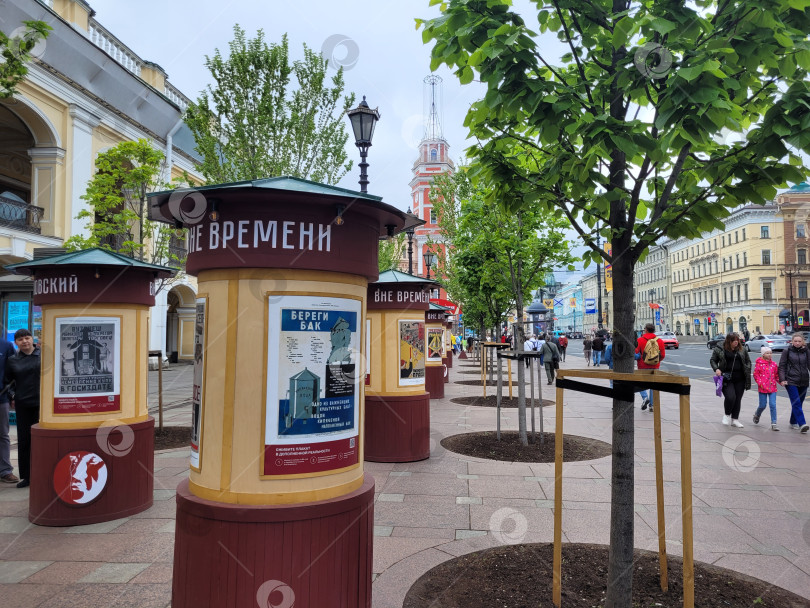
[659,334,679,349]
[707,334,746,349]
[744,334,790,352]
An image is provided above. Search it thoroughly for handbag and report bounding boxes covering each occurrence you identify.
[721,351,736,382]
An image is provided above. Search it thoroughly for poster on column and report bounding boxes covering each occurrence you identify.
[427,327,443,361]
[190,299,206,470]
[54,318,120,414]
[399,320,425,386]
[264,295,361,475]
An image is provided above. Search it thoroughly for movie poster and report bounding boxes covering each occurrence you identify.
[399,320,425,386]
[427,327,444,362]
[190,299,205,470]
[55,318,120,414]
[264,295,361,475]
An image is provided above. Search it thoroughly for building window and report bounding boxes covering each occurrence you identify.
[429,208,437,224]
[714,260,718,273]
[716,288,720,302]
[742,228,746,240]
[763,282,772,300]
[761,226,769,238]
[798,224,806,238]
[800,249,807,265]
[736,253,740,268]
[743,252,747,266]
[737,285,741,300]
[430,148,438,161]
[724,287,729,302]
[735,231,739,243]
[744,284,748,301]
[762,250,771,265]
[722,236,726,247]
[800,281,808,299]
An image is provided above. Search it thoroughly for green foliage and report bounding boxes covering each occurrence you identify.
[186,26,355,185]
[429,169,575,334]
[378,233,406,272]
[0,21,52,99]
[65,140,186,278]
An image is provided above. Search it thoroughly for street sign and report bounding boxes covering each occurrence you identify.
[694,319,700,325]
[585,298,596,313]
[710,312,715,319]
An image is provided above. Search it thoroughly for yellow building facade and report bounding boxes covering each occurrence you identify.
[669,204,788,337]
[1,0,202,356]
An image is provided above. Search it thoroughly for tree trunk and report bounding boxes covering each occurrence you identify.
[604,248,636,607]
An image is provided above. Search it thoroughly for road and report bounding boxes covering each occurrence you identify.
[563,339,790,396]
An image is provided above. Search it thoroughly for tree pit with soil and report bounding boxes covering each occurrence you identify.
[451,396,554,408]
[154,426,192,450]
[404,542,808,608]
[440,431,610,463]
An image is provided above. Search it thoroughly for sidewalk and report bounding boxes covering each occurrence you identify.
[1,358,809,607]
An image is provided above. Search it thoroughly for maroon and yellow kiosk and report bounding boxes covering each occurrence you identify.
[444,316,454,370]
[148,177,405,608]
[425,303,447,399]
[365,270,435,462]
[5,249,176,526]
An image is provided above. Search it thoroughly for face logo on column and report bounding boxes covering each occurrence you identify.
[53,451,108,505]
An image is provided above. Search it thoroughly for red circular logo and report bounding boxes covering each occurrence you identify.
[53,451,108,506]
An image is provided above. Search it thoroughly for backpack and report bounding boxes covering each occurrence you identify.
[642,337,661,366]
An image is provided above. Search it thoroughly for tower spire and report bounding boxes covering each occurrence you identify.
[423,75,443,141]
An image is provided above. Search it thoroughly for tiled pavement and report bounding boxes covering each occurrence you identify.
[1,356,810,607]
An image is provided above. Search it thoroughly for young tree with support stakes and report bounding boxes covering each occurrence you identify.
[430,169,574,445]
[65,139,188,293]
[185,26,355,185]
[420,0,810,604]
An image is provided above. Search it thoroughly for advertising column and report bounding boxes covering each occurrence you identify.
[5,250,175,526]
[147,177,405,608]
[365,271,433,462]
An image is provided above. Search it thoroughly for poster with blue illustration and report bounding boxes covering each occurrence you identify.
[264,295,361,475]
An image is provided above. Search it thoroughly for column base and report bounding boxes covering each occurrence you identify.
[29,418,155,526]
[172,476,375,608]
[364,393,430,462]
[446,350,454,368]
[458,350,468,359]
[425,364,445,399]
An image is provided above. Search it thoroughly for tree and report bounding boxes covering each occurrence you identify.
[186,26,355,185]
[378,233,406,272]
[421,1,810,603]
[65,139,187,291]
[1,20,51,99]
[431,169,574,445]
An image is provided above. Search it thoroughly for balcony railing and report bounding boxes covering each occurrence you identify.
[0,195,44,234]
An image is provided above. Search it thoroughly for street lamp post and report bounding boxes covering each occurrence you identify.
[405,208,418,274]
[346,96,381,193]
[781,265,798,331]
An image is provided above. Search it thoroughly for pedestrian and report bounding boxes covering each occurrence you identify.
[592,334,605,366]
[3,329,41,488]
[523,334,535,368]
[462,337,468,353]
[558,334,568,362]
[583,335,593,366]
[636,323,666,412]
[541,337,560,385]
[710,332,752,428]
[753,346,780,431]
[777,333,810,433]
[0,332,18,484]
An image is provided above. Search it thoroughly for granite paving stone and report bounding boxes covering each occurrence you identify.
[0,560,52,583]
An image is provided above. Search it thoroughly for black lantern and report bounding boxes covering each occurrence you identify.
[423,250,436,280]
[346,96,381,193]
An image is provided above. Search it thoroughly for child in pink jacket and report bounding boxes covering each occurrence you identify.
[753,346,780,430]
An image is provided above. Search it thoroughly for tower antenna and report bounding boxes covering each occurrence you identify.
[423,75,443,140]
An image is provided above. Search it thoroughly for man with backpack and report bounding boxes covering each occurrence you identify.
[558,334,568,362]
[636,323,666,412]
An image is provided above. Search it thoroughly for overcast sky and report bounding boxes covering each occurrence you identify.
[87,0,586,281]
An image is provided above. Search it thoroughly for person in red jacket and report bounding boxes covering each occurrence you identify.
[635,323,666,412]
[558,335,568,361]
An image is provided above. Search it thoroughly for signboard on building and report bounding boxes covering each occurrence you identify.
[54,318,121,414]
[264,295,361,476]
[585,298,596,314]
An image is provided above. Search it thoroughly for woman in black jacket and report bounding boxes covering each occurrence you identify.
[778,333,810,433]
[710,333,751,428]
